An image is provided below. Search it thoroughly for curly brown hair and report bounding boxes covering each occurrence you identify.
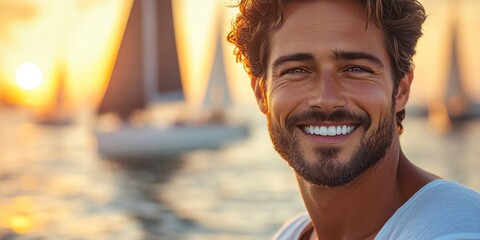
[227,0,427,134]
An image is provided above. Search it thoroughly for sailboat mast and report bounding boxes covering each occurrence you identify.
[140,0,183,103]
[155,0,183,102]
[140,0,158,103]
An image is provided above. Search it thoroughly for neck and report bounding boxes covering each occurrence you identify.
[298,138,437,240]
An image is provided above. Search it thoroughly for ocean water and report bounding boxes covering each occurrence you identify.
[0,107,479,240]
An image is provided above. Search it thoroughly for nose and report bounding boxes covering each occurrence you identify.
[307,72,347,111]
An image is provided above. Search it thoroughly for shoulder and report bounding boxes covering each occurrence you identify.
[377,180,480,240]
[397,179,480,216]
[272,212,312,240]
[413,180,480,213]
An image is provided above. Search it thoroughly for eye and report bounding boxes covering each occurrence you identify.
[345,66,372,73]
[281,68,308,76]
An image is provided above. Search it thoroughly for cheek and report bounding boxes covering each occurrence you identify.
[267,83,306,122]
[360,87,391,106]
[349,84,393,124]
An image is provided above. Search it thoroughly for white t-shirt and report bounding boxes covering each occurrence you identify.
[273,180,480,240]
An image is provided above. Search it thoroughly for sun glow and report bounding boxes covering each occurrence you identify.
[2,0,475,113]
[15,62,43,90]
[0,0,132,110]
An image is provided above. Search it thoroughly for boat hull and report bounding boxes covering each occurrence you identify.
[95,124,249,160]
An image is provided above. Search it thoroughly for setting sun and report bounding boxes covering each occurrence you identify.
[16,62,43,90]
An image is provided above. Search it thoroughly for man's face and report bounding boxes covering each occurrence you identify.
[254,0,407,187]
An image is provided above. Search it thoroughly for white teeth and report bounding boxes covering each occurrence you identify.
[320,126,327,135]
[327,126,336,136]
[303,124,356,136]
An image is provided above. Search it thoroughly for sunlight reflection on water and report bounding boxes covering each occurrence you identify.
[0,109,479,239]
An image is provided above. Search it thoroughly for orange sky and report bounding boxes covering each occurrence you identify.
[0,0,132,111]
[0,0,479,113]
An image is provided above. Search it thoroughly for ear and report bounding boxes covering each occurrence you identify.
[251,77,268,114]
[395,70,413,113]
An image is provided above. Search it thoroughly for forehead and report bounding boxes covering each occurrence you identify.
[268,0,388,67]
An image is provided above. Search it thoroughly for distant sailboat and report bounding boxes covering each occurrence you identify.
[444,19,469,118]
[430,18,480,126]
[95,0,248,160]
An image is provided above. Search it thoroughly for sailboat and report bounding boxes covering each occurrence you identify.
[426,17,480,129]
[95,0,248,160]
[442,20,480,121]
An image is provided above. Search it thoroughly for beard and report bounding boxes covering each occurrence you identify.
[267,108,395,187]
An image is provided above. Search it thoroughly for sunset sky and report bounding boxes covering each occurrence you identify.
[0,0,479,113]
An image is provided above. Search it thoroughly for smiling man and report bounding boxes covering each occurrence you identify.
[228,0,480,239]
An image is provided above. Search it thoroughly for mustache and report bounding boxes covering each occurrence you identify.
[285,109,371,129]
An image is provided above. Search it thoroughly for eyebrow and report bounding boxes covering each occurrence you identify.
[271,53,315,69]
[332,50,385,68]
[271,50,385,69]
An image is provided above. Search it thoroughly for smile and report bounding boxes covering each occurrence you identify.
[302,125,357,136]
